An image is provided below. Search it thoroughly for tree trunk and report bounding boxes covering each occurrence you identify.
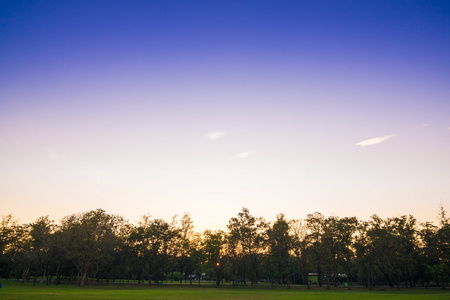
[32,271,38,286]
[377,265,393,288]
[252,272,256,287]
[80,270,88,287]
[215,268,221,287]
[148,271,152,286]
[318,266,322,287]
[347,269,352,290]
[407,269,414,287]
[303,272,310,289]
[22,266,30,285]
[40,267,46,284]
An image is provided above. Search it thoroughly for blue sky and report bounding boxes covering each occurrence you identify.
[1,1,449,230]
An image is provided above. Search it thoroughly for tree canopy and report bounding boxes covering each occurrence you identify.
[1,207,449,289]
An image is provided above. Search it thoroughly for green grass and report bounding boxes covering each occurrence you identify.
[1,280,449,299]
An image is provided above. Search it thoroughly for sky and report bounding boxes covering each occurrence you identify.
[1,0,449,232]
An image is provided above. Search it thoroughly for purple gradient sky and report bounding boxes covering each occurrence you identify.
[1,1,449,230]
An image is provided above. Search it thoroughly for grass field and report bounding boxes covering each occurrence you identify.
[1,280,449,299]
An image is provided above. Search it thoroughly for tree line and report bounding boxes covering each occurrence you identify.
[0,207,449,289]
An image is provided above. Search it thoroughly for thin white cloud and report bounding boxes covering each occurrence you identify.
[44,147,66,161]
[356,134,395,147]
[206,131,226,140]
[234,151,255,159]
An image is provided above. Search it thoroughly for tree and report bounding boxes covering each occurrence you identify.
[137,216,179,285]
[227,208,268,286]
[305,212,326,287]
[48,226,70,285]
[1,207,447,287]
[127,219,149,284]
[421,206,450,289]
[27,216,55,285]
[0,215,23,279]
[202,230,226,286]
[354,220,373,289]
[335,217,358,288]
[60,209,123,286]
[224,228,243,286]
[266,213,292,287]
[321,216,341,289]
[365,215,419,289]
[290,218,312,289]
[177,212,194,283]
[188,232,206,286]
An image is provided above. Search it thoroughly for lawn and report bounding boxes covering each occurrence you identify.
[0,280,449,299]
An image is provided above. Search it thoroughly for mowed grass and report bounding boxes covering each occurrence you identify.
[1,280,449,299]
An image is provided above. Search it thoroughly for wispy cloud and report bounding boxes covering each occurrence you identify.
[356,134,395,147]
[44,147,66,161]
[206,131,226,140]
[234,151,255,159]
